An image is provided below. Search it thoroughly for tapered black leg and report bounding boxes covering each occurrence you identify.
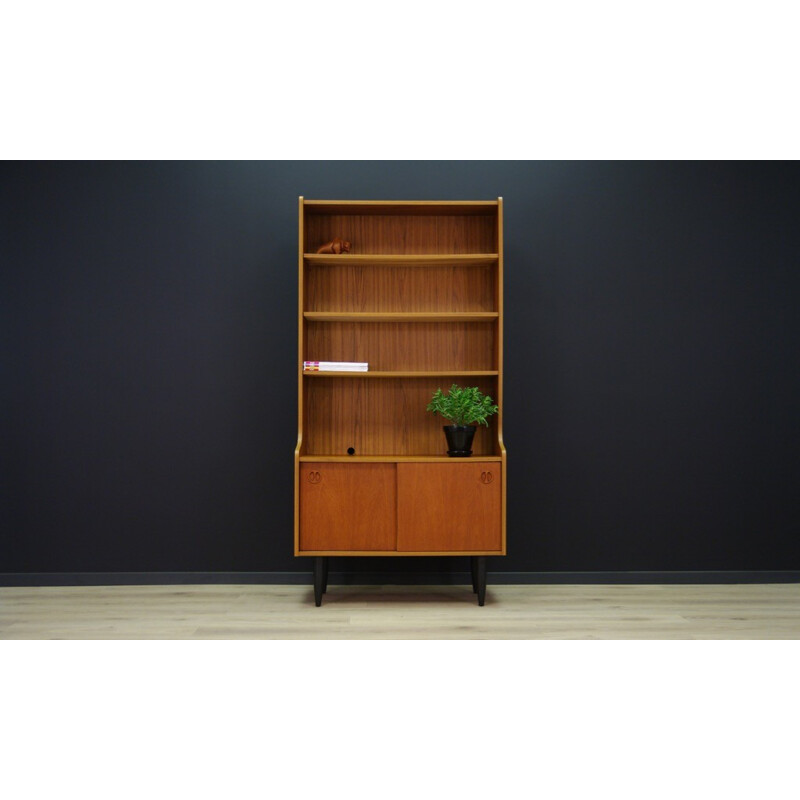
[313,557,325,606]
[322,557,329,594]
[470,557,478,594]
[476,556,487,606]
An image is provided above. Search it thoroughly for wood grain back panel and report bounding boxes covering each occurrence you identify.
[306,263,496,313]
[397,462,502,551]
[305,321,495,371]
[305,214,497,254]
[300,463,397,551]
[303,378,499,457]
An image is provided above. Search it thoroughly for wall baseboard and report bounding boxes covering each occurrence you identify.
[1,570,798,587]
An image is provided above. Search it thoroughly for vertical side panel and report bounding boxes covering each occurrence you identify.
[295,196,305,555]
[496,197,507,554]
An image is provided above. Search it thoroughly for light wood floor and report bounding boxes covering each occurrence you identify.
[1,583,799,639]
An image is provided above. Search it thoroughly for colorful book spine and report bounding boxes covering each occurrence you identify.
[303,361,369,372]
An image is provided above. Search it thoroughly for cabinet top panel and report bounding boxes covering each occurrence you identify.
[302,199,500,216]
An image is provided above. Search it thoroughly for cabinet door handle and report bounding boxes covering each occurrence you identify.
[307,471,322,484]
[480,471,494,485]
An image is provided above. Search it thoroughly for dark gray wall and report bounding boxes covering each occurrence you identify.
[2,161,799,578]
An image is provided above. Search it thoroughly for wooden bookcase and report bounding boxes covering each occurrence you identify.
[294,199,506,605]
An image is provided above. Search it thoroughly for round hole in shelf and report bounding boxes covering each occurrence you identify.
[347,447,355,456]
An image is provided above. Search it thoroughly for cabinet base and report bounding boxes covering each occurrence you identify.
[312,556,487,607]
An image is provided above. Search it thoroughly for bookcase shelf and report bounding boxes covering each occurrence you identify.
[304,253,498,268]
[302,370,499,378]
[304,312,498,323]
[299,455,503,463]
[295,197,506,606]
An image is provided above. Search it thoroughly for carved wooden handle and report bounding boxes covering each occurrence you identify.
[307,471,322,484]
[480,471,494,484]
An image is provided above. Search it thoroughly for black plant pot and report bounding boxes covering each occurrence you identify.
[443,425,476,457]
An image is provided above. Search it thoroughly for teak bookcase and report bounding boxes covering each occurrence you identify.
[294,199,506,605]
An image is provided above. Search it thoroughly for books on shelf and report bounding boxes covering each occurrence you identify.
[303,361,369,372]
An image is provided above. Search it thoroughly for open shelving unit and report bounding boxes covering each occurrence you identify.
[295,198,506,605]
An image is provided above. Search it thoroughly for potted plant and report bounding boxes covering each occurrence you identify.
[426,384,498,457]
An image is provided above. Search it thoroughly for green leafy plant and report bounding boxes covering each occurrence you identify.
[426,384,498,427]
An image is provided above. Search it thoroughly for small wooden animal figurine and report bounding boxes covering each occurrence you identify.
[316,237,351,254]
